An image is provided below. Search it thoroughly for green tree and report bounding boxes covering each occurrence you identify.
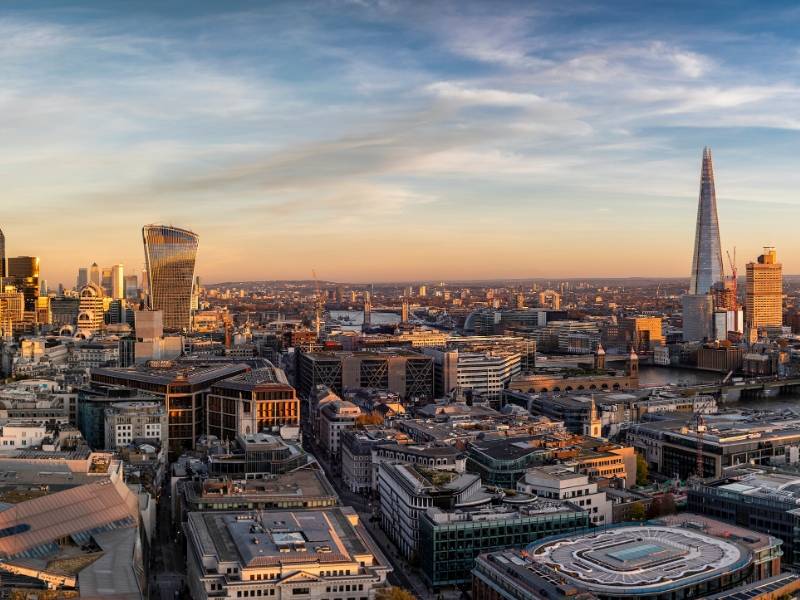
[629,501,646,521]
[376,587,417,600]
[635,453,649,486]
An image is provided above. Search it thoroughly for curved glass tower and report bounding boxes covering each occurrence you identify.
[689,147,724,295]
[142,225,199,332]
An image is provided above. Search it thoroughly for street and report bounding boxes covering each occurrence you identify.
[308,440,434,600]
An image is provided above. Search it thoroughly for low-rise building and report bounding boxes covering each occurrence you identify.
[186,508,392,600]
[473,515,790,600]
[319,399,361,460]
[104,401,168,449]
[419,499,589,589]
[516,465,612,526]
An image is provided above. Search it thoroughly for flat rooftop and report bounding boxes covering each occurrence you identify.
[212,367,290,391]
[189,508,385,569]
[92,361,251,386]
[528,516,775,595]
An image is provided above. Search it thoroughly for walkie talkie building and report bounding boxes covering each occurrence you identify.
[142,224,199,332]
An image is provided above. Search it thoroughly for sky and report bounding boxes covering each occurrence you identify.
[4,0,800,286]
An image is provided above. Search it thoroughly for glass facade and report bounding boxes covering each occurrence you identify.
[420,509,588,588]
[689,147,724,295]
[142,224,199,331]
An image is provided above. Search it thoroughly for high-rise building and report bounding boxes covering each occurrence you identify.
[76,267,88,290]
[77,283,105,337]
[689,147,724,295]
[7,256,40,314]
[89,262,101,286]
[746,246,782,334]
[0,228,5,279]
[683,147,724,341]
[142,224,199,332]
[111,263,124,299]
[124,274,138,300]
[101,267,113,297]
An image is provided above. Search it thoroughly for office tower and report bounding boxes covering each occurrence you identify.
[418,284,427,297]
[111,263,124,299]
[101,267,113,297]
[39,279,47,296]
[76,267,88,290]
[140,269,148,294]
[7,256,40,313]
[89,262,101,286]
[0,228,5,279]
[124,274,138,300]
[746,247,782,334]
[683,147,724,341]
[363,290,372,328]
[142,224,199,331]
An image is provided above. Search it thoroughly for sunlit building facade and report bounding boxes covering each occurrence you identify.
[746,246,783,333]
[142,224,199,332]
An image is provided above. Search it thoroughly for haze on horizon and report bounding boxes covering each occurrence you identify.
[4,0,800,287]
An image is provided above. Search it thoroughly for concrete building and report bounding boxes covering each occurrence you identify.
[185,508,391,600]
[77,282,105,337]
[0,421,47,450]
[424,348,521,402]
[297,349,434,402]
[104,400,168,449]
[516,465,612,526]
[746,246,783,334]
[319,399,361,460]
[377,462,488,559]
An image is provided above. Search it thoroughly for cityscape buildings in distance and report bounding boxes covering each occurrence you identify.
[3,148,800,600]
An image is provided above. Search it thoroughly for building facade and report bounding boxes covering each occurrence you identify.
[142,224,199,332]
[746,247,783,333]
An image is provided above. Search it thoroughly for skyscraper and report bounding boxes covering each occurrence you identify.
[683,147,724,341]
[0,228,5,279]
[111,264,124,299]
[746,247,782,334]
[7,256,40,313]
[89,262,101,286]
[76,267,88,290]
[142,224,199,332]
[689,147,724,295]
[101,267,113,297]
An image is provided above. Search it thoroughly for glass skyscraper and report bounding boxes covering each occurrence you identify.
[142,224,199,332]
[689,146,724,295]
[683,147,724,341]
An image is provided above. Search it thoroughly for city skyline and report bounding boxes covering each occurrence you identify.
[5,1,800,284]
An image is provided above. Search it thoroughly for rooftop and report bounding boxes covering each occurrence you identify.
[188,507,391,572]
[527,515,776,595]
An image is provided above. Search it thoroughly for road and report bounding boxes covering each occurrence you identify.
[308,440,434,599]
[150,473,187,600]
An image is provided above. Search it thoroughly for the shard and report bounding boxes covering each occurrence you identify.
[683,147,723,341]
[688,147,724,295]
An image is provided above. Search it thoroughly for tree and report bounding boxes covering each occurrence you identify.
[635,453,649,487]
[376,587,416,600]
[628,501,646,521]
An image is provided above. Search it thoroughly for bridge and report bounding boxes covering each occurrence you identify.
[680,375,800,402]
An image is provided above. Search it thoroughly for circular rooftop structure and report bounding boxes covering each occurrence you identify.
[529,525,748,596]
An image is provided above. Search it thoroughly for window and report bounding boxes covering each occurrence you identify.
[292,589,310,595]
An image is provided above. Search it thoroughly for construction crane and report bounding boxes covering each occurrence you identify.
[312,269,322,340]
[726,247,737,299]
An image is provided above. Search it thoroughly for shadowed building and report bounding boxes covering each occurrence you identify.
[142,224,199,332]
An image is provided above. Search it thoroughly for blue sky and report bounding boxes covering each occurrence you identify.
[3,0,800,285]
